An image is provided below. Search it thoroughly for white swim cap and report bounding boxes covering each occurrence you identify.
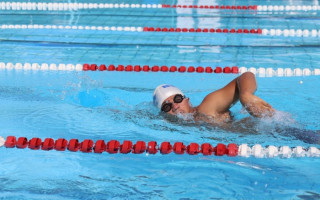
[153,84,184,110]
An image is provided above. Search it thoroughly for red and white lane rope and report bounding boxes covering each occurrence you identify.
[0,2,258,11]
[1,24,320,37]
[0,24,262,35]
[1,62,320,77]
[1,136,319,158]
[1,2,320,12]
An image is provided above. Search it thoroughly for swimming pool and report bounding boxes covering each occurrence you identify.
[1,0,320,199]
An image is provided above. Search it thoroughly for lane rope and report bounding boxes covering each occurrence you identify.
[257,5,320,11]
[1,24,320,37]
[1,136,319,158]
[0,24,261,35]
[143,27,261,34]
[0,2,258,11]
[1,62,320,77]
[1,2,319,12]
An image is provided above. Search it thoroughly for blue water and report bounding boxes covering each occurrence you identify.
[1,0,320,199]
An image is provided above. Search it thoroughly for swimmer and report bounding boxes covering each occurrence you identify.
[153,72,275,124]
[153,72,320,144]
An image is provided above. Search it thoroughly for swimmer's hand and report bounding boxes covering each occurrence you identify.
[240,93,275,118]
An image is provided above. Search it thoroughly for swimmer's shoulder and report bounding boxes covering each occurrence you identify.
[194,107,231,124]
[196,101,220,117]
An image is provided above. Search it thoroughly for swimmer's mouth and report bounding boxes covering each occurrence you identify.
[175,110,185,115]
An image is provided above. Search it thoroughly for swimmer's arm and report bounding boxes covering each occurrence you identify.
[238,72,275,117]
[198,72,274,117]
[197,73,241,115]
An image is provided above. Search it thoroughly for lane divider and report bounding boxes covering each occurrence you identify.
[257,5,320,11]
[0,24,262,34]
[1,24,320,37]
[1,136,319,158]
[162,5,257,10]
[0,2,258,11]
[143,27,262,34]
[0,24,144,32]
[1,2,319,12]
[261,29,320,37]
[1,62,320,77]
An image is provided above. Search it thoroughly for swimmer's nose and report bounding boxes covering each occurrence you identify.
[172,103,180,112]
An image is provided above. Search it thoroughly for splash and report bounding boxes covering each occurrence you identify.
[176,112,195,121]
[254,110,299,133]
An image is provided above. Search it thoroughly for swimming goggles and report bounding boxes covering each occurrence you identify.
[161,94,185,113]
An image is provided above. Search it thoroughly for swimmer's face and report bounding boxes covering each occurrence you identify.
[161,94,193,115]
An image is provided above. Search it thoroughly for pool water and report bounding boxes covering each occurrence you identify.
[1,0,320,199]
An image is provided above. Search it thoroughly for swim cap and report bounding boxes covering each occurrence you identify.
[153,84,184,110]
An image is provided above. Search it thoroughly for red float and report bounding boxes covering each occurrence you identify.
[94,140,106,153]
[223,67,231,73]
[99,64,107,71]
[196,66,204,73]
[232,66,239,74]
[188,66,195,72]
[227,143,238,156]
[142,65,150,72]
[54,138,68,151]
[83,64,90,71]
[134,65,141,72]
[125,65,133,72]
[132,141,146,154]
[28,138,42,150]
[173,142,186,154]
[151,66,160,72]
[16,137,28,149]
[68,139,80,152]
[201,143,214,155]
[187,143,200,155]
[214,67,222,73]
[80,139,94,153]
[205,67,213,73]
[120,140,133,154]
[5,136,16,148]
[160,142,172,154]
[90,64,98,71]
[106,140,120,154]
[116,65,124,71]
[215,143,227,156]
[169,66,177,72]
[42,138,54,150]
[147,141,158,154]
[178,66,186,72]
[108,64,115,71]
[161,66,169,72]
